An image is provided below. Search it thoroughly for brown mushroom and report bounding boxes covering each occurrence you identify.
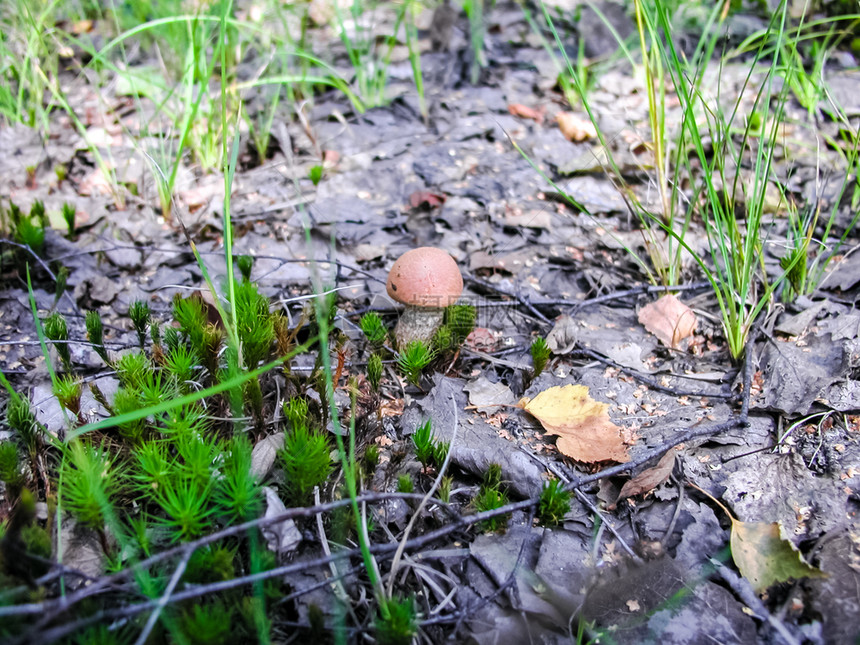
[386,247,463,349]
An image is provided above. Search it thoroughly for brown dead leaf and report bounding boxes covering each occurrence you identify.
[409,190,446,209]
[616,446,679,503]
[508,103,544,124]
[638,294,697,348]
[465,327,501,352]
[557,112,597,142]
[322,149,341,169]
[519,384,630,464]
[78,168,114,196]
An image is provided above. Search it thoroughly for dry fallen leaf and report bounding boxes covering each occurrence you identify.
[465,375,516,415]
[731,520,826,593]
[638,294,697,348]
[692,483,827,593]
[409,190,446,209]
[616,446,679,503]
[508,103,544,123]
[557,112,597,142]
[546,314,578,354]
[519,384,630,464]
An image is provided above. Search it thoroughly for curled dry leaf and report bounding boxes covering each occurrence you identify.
[546,314,578,354]
[638,294,697,349]
[409,190,446,209]
[261,487,302,556]
[616,446,679,504]
[508,103,544,123]
[557,112,597,142]
[519,384,631,464]
[250,432,284,480]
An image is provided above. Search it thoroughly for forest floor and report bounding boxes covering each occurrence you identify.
[1,1,860,643]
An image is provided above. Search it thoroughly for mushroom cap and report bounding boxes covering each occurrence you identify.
[386,247,463,308]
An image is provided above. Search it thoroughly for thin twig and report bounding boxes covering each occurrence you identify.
[134,547,193,645]
[386,394,458,598]
[574,489,642,563]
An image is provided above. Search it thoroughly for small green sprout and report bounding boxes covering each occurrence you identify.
[7,395,39,457]
[284,396,310,431]
[431,324,453,353]
[85,310,111,365]
[474,486,509,532]
[360,311,388,347]
[363,447,380,479]
[439,475,453,504]
[236,254,254,282]
[21,524,52,560]
[54,375,82,418]
[9,204,43,253]
[184,545,236,585]
[396,473,414,493]
[531,337,551,378]
[308,164,323,186]
[375,595,419,645]
[176,429,220,490]
[133,441,172,493]
[116,352,150,390]
[538,479,571,526]
[44,312,71,371]
[155,476,214,542]
[165,344,199,392]
[52,265,69,310]
[433,439,450,467]
[280,421,332,505]
[475,462,509,532]
[29,200,46,228]
[173,294,208,351]
[61,202,76,237]
[444,303,476,346]
[0,442,22,489]
[412,419,435,468]
[61,441,121,530]
[367,353,383,391]
[483,463,503,490]
[128,300,151,350]
[233,280,275,367]
[214,435,261,523]
[179,598,234,644]
[397,340,434,386]
[163,325,181,353]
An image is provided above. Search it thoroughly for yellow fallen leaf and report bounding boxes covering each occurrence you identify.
[519,385,630,464]
[689,482,827,593]
[731,520,826,593]
[557,112,597,142]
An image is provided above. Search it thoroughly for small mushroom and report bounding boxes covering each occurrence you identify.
[386,247,463,349]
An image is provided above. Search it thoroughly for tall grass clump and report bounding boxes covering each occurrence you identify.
[528,0,860,360]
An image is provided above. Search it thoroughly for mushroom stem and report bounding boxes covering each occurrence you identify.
[394,306,445,349]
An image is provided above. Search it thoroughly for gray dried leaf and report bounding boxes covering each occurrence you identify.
[59,518,105,579]
[261,487,301,555]
[464,376,516,415]
[546,315,578,354]
[251,433,284,480]
[819,313,860,341]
